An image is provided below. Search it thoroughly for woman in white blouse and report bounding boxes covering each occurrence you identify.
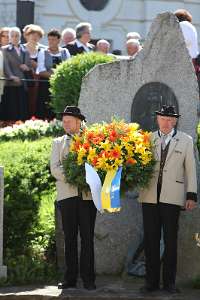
[36,29,70,119]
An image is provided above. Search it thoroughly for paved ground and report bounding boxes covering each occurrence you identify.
[0,276,199,300]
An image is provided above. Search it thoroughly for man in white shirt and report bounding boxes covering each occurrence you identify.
[180,21,199,59]
[96,39,110,54]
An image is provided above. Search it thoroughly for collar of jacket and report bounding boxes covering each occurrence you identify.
[157,128,177,138]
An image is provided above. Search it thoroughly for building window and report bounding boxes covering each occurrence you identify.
[79,0,109,11]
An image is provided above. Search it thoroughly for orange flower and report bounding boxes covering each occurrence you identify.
[142,132,150,144]
[82,142,90,150]
[126,158,137,165]
[87,131,95,141]
[97,132,105,142]
[74,141,81,151]
[100,150,110,158]
[92,137,102,145]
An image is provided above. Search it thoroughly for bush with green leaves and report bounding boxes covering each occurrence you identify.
[49,52,115,113]
[0,138,57,285]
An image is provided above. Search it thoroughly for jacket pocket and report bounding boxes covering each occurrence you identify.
[175,150,182,154]
[176,180,184,184]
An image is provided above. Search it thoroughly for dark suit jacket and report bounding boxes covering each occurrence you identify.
[2,44,31,86]
[65,40,94,56]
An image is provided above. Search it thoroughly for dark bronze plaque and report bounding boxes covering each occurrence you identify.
[131,82,179,131]
[79,0,109,11]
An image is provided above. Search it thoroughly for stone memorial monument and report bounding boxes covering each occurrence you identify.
[0,167,7,279]
[77,12,200,281]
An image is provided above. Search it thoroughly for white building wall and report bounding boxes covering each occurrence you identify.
[0,0,200,54]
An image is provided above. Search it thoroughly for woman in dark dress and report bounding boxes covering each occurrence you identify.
[36,29,70,119]
[1,27,31,121]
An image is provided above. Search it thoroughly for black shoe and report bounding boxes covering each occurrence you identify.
[83,283,96,290]
[140,285,160,293]
[58,282,77,289]
[163,285,181,294]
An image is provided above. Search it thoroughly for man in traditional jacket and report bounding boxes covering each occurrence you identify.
[139,105,197,294]
[50,106,96,290]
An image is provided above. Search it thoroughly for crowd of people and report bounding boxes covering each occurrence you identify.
[0,22,143,123]
[0,8,199,123]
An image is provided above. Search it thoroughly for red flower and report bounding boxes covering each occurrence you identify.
[110,149,120,158]
[92,157,98,166]
[109,130,118,142]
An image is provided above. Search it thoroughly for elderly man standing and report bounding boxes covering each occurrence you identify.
[126,39,142,57]
[61,27,76,47]
[66,22,94,56]
[139,105,197,294]
[50,106,97,290]
[96,39,110,54]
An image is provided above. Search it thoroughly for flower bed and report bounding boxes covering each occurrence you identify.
[0,118,63,141]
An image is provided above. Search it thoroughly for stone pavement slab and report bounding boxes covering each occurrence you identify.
[0,277,199,300]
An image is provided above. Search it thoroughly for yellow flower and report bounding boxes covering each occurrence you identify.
[129,122,140,132]
[77,147,87,165]
[87,148,97,163]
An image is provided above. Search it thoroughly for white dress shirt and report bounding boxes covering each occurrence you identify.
[75,39,91,52]
[36,47,70,74]
[159,128,175,148]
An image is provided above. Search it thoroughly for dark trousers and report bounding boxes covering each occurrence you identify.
[142,202,181,288]
[57,196,97,284]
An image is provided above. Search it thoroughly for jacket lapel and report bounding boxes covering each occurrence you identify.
[60,135,71,162]
[165,132,180,164]
[9,45,23,64]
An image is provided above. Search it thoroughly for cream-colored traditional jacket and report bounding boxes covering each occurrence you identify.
[50,135,92,201]
[139,130,197,206]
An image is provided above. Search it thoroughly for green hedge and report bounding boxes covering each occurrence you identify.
[49,52,115,113]
[0,138,57,285]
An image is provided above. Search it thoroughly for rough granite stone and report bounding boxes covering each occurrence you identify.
[78,12,200,280]
[57,12,200,280]
[0,167,7,279]
[79,12,198,138]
